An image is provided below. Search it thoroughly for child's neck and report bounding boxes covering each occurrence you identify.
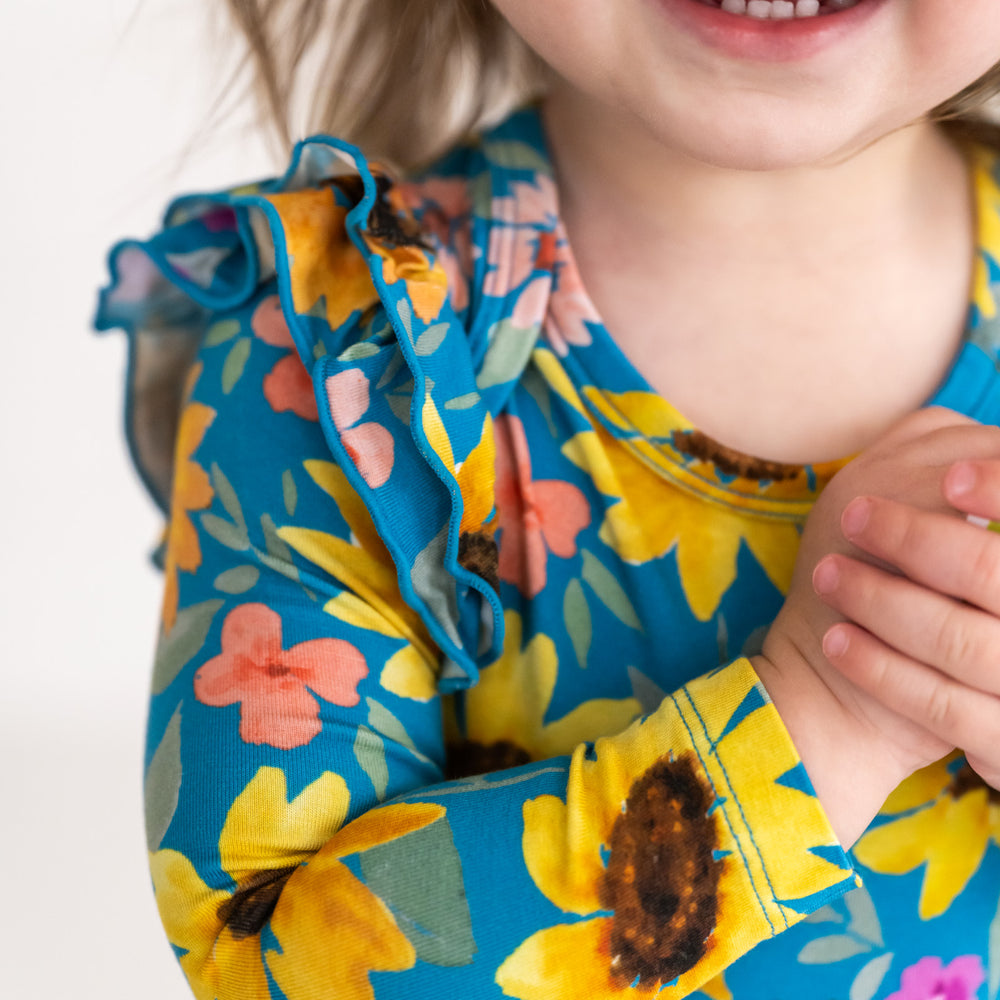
[542,88,975,465]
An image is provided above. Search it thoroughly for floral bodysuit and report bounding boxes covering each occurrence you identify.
[97,108,1000,1000]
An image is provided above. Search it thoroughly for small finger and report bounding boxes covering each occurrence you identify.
[822,623,1000,765]
[944,460,1000,523]
[839,496,1000,616]
[813,554,1000,696]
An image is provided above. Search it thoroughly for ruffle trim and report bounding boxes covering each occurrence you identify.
[94,124,566,690]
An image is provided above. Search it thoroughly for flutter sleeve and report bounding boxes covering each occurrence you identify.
[96,135,859,1000]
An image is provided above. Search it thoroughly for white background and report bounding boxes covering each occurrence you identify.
[1,2,275,995]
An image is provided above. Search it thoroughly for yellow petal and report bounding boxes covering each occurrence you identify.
[327,801,446,860]
[919,788,990,919]
[380,643,439,702]
[532,348,586,415]
[537,696,642,760]
[457,414,497,534]
[697,972,732,1000]
[421,394,456,474]
[466,611,551,748]
[304,460,386,558]
[149,850,271,1000]
[496,919,624,1000]
[853,799,947,876]
[219,767,351,883]
[264,190,379,329]
[522,785,605,916]
[880,756,955,814]
[268,855,415,1000]
[675,519,742,623]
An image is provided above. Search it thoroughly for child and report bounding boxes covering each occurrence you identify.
[96,1,1000,998]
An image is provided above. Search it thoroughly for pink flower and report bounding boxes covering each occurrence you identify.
[195,603,368,750]
[494,414,590,597]
[252,295,319,421]
[325,368,395,489]
[543,233,599,356]
[887,956,985,1000]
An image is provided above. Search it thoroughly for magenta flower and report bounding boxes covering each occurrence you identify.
[886,956,985,1000]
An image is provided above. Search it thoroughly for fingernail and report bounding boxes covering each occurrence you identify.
[946,462,977,498]
[813,558,840,595]
[823,626,849,659]
[841,497,871,538]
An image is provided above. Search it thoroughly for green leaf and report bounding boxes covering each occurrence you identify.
[376,350,406,391]
[338,340,381,361]
[312,340,328,360]
[200,512,250,551]
[360,818,476,967]
[353,725,389,802]
[367,697,432,765]
[396,299,413,338]
[211,462,246,532]
[627,666,667,715]
[563,579,591,670]
[844,887,883,948]
[152,599,224,694]
[203,319,241,347]
[482,140,552,175]
[282,469,298,516]
[520,365,557,437]
[804,905,845,925]
[797,935,871,964]
[414,323,449,357]
[581,550,642,631]
[261,512,296,566]
[145,705,182,851]
[476,320,538,391]
[849,953,894,1000]
[221,337,252,394]
[989,893,1000,1000]
[213,565,260,594]
[387,392,412,426]
[444,392,481,411]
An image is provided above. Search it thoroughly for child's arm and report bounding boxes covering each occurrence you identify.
[140,278,865,1000]
[753,407,1000,848]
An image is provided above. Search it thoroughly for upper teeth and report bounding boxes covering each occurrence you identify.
[719,0,846,17]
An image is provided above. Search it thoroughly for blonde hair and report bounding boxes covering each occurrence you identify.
[222,0,1000,167]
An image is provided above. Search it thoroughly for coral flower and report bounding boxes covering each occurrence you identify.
[494,414,590,597]
[445,610,640,777]
[852,754,1000,919]
[150,766,443,1000]
[252,294,318,421]
[195,603,368,750]
[885,955,985,1000]
[162,396,216,632]
[325,368,395,489]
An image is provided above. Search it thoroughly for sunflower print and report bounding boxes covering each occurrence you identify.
[852,753,1000,920]
[150,766,443,1000]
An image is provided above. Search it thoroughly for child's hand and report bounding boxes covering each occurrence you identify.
[752,407,1000,848]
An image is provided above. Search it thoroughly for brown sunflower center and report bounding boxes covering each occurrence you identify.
[444,738,532,780]
[672,429,801,482]
[950,762,1000,804]
[458,530,500,594]
[217,865,299,939]
[599,753,720,989]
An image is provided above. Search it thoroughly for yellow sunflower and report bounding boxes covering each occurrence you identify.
[162,396,216,632]
[150,765,443,1000]
[263,189,380,330]
[444,609,641,776]
[852,753,1000,920]
[561,387,812,622]
[496,659,852,999]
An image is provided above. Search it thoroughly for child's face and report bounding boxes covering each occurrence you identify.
[493,0,1000,170]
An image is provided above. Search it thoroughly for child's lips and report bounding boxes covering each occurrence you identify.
[659,0,885,62]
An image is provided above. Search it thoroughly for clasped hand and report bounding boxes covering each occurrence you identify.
[753,407,1000,848]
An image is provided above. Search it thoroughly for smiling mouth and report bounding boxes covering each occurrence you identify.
[696,0,863,17]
